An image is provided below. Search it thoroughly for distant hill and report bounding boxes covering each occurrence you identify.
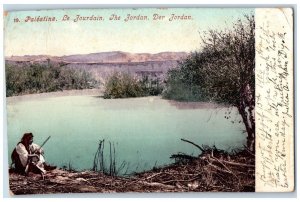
[5,51,188,64]
[5,51,189,84]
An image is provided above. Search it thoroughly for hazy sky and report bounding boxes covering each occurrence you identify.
[4,8,254,56]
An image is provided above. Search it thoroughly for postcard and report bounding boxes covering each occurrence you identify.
[3,7,294,195]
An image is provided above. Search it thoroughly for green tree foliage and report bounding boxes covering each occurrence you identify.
[5,64,97,97]
[163,15,255,150]
[103,72,163,99]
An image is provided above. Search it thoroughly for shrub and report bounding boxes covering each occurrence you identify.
[103,72,163,99]
[5,63,97,96]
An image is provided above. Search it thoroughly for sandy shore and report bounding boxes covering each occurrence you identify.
[6,88,103,102]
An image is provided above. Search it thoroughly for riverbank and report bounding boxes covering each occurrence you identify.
[9,147,255,195]
[7,88,226,110]
[6,88,103,102]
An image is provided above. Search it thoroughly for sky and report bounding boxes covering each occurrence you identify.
[4,8,254,56]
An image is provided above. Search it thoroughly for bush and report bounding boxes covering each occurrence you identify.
[5,63,97,97]
[103,72,163,99]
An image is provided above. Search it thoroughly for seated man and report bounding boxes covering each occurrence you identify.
[11,133,56,177]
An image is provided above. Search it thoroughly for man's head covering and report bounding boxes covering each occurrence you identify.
[21,132,33,142]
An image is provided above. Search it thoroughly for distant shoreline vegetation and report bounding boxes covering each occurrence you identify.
[103,72,163,99]
[5,63,97,97]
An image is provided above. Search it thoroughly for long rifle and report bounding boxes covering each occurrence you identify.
[38,136,51,151]
[25,136,51,175]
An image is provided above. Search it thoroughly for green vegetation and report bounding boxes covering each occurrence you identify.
[163,15,255,150]
[6,64,97,97]
[103,72,163,99]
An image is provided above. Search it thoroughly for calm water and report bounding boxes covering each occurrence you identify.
[7,93,246,175]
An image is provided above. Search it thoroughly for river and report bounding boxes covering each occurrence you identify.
[6,90,246,175]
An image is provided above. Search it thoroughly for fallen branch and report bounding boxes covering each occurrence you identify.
[210,156,239,181]
[139,181,176,190]
[221,160,255,168]
[144,172,163,180]
[162,176,201,184]
[207,162,233,175]
[180,138,204,152]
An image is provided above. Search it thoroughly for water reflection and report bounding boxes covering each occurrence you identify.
[167,99,227,110]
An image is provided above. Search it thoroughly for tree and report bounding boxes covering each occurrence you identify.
[164,15,255,151]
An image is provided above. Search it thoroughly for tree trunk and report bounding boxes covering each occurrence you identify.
[237,105,255,152]
[237,84,255,152]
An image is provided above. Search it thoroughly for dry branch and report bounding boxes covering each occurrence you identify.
[180,138,204,152]
[138,181,176,190]
[221,160,255,168]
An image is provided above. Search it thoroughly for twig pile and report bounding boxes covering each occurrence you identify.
[136,145,255,192]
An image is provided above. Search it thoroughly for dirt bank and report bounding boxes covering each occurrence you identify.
[9,147,255,195]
